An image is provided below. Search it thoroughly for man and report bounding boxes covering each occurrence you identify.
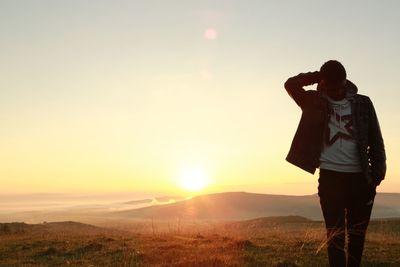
[284,60,386,267]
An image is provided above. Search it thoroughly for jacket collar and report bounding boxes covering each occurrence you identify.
[317,79,358,100]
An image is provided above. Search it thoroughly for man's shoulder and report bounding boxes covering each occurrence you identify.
[354,94,372,103]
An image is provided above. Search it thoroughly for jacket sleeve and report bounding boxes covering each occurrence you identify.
[368,98,387,185]
[284,71,320,109]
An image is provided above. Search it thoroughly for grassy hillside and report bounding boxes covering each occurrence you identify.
[0,221,140,266]
[1,217,399,266]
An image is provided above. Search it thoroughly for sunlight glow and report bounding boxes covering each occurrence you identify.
[204,28,218,40]
[177,166,210,192]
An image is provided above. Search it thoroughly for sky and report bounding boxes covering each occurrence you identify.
[1,0,399,196]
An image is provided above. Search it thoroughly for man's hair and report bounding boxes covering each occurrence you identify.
[320,60,347,85]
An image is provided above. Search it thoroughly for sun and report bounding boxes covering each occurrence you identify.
[177,166,210,192]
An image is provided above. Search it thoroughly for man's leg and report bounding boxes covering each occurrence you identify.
[346,174,376,267]
[318,169,346,267]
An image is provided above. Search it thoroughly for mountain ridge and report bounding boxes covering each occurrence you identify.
[111,191,400,221]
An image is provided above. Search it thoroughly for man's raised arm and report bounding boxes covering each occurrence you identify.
[284,71,321,108]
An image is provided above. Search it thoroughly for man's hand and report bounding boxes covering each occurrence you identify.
[297,71,321,86]
[284,71,321,108]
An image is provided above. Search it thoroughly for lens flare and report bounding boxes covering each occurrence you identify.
[204,28,218,40]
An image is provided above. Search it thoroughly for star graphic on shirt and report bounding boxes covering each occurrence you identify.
[325,114,354,146]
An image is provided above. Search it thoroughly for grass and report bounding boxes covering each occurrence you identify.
[0,218,399,266]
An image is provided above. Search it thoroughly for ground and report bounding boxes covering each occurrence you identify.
[0,218,399,266]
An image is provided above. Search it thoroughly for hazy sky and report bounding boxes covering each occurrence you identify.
[1,1,399,196]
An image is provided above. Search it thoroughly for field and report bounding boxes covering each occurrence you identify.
[1,217,399,266]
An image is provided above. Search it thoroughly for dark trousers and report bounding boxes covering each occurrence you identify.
[318,169,376,267]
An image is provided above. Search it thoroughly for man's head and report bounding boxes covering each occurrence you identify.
[320,60,347,100]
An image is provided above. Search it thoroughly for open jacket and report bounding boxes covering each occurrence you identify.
[284,72,386,185]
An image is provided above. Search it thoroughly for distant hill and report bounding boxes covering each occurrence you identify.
[0,221,110,235]
[122,195,186,205]
[123,199,153,205]
[111,191,400,221]
[222,215,315,230]
[2,191,398,223]
[112,192,322,220]
[370,193,400,218]
[240,215,313,225]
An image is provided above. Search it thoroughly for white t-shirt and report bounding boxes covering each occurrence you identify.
[319,97,362,172]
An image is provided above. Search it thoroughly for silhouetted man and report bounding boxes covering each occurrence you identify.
[284,60,386,267]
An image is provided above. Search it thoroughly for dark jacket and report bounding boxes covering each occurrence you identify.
[284,72,386,185]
